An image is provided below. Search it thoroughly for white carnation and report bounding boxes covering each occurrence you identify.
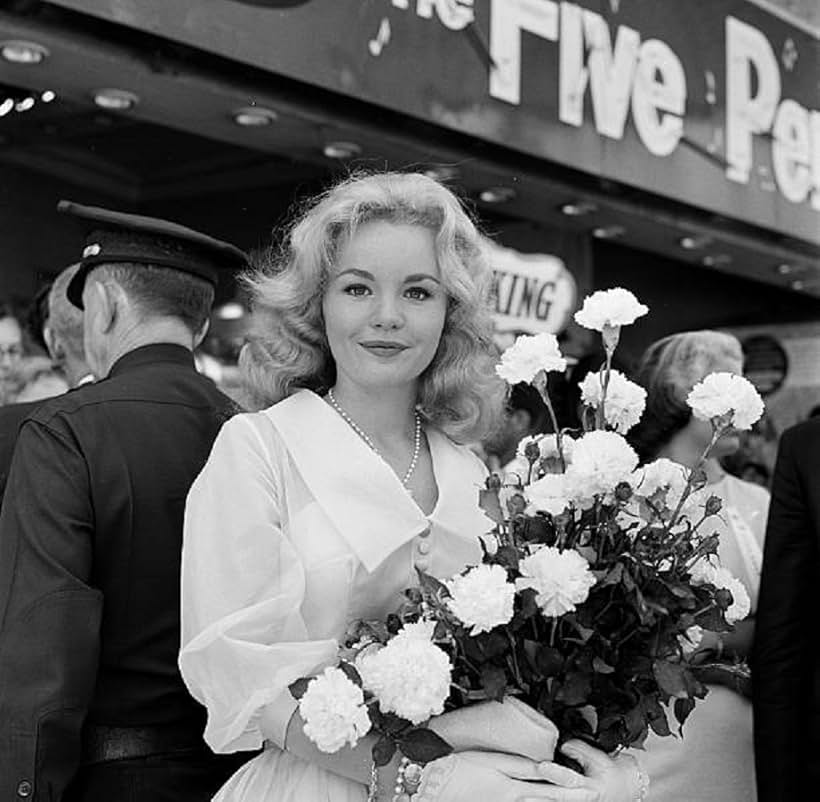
[496,333,567,384]
[298,666,372,753]
[630,458,689,509]
[447,564,515,635]
[573,288,649,332]
[686,372,764,431]
[565,430,639,500]
[539,433,575,466]
[690,558,752,625]
[526,473,571,517]
[579,370,647,434]
[516,546,597,618]
[358,627,452,724]
[678,625,703,655]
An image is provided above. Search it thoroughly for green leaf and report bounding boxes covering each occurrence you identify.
[556,672,592,705]
[288,676,311,701]
[652,660,689,699]
[536,645,564,677]
[400,728,453,764]
[416,569,450,598]
[478,487,505,524]
[372,735,397,767]
[494,545,520,571]
[480,665,507,701]
[339,661,362,688]
[599,563,624,587]
[673,697,696,732]
[592,657,615,674]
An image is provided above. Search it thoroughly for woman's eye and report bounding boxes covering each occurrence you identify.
[405,286,432,301]
[343,284,371,297]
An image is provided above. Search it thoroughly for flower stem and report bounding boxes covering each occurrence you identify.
[533,370,566,472]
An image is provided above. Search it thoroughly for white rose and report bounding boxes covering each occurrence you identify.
[686,372,765,431]
[573,288,649,332]
[579,370,647,434]
[690,558,752,625]
[526,473,570,517]
[496,333,567,384]
[516,546,597,618]
[358,627,452,724]
[447,564,515,635]
[565,430,639,500]
[298,666,372,753]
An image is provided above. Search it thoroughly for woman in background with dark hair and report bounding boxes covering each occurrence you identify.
[627,330,768,802]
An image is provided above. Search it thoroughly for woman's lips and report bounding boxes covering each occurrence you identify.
[360,342,408,356]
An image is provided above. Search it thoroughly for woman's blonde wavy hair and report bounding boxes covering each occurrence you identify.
[240,171,506,443]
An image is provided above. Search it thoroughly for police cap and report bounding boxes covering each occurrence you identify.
[59,200,248,309]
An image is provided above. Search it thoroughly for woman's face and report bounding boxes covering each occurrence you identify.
[0,316,23,382]
[322,220,448,396]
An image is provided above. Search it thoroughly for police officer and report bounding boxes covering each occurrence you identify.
[0,202,252,800]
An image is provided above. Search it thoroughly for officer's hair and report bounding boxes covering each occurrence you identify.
[47,264,84,361]
[91,263,214,333]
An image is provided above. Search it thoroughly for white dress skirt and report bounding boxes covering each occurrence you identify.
[635,474,769,802]
[179,390,492,801]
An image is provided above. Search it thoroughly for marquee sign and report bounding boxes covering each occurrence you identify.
[46,0,819,244]
[485,239,577,336]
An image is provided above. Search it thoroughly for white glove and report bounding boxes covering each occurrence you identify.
[411,751,600,802]
[428,697,558,762]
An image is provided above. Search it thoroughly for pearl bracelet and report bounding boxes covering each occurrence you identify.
[366,761,379,802]
[392,755,424,802]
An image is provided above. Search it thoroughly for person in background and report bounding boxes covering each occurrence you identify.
[0,301,24,404]
[0,264,93,502]
[482,381,550,474]
[0,201,252,801]
[752,414,820,800]
[627,330,768,802]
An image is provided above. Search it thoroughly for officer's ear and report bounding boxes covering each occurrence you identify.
[43,323,65,363]
[192,317,210,350]
[84,277,119,334]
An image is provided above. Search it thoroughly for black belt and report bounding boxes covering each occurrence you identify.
[81,723,208,765]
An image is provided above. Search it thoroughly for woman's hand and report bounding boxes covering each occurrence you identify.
[428,697,558,762]
[539,741,646,802]
[410,751,599,802]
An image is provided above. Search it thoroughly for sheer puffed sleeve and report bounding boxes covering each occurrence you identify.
[179,414,338,753]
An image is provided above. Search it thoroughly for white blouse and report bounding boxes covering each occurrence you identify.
[179,390,491,754]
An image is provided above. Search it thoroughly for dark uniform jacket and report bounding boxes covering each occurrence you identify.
[0,344,239,800]
[753,417,820,801]
[0,399,41,504]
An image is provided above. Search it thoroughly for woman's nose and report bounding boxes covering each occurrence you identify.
[371,297,403,329]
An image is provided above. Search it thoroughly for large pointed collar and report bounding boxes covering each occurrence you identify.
[264,390,491,572]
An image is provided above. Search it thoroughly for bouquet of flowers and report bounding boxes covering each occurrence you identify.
[290,288,764,768]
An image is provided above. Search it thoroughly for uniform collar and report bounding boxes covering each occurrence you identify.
[107,343,196,378]
[266,389,491,573]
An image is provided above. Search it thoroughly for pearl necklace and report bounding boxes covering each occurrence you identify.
[327,389,422,487]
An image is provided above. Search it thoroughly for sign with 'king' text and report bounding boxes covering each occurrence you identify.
[48,0,819,245]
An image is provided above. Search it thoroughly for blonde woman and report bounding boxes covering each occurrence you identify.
[180,173,643,802]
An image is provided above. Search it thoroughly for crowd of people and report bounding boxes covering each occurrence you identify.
[0,173,816,802]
